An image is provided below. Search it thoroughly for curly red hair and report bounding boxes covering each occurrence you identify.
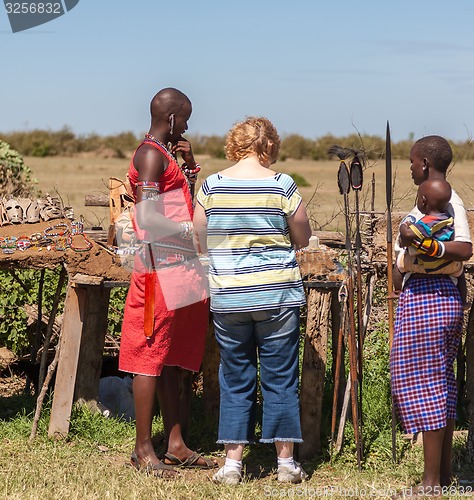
[225,116,281,166]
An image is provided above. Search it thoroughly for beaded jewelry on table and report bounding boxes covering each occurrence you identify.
[0,219,93,254]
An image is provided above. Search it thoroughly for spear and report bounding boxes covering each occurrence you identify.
[386,121,397,462]
[329,145,362,470]
[350,153,365,453]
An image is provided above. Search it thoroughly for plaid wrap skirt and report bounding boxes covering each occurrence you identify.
[390,275,463,434]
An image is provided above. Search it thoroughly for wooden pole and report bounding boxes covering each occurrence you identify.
[38,266,67,390]
[334,270,376,455]
[386,121,397,462]
[331,286,347,460]
[30,334,61,441]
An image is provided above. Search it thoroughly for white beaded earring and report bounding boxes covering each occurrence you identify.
[169,114,175,135]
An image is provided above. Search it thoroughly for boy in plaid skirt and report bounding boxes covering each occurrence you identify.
[391,136,472,492]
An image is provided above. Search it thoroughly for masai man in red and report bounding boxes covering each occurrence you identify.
[119,88,214,476]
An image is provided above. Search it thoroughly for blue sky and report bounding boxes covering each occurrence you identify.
[1,0,474,142]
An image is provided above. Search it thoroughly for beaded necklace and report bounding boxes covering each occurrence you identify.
[143,133,201,189]
[144,133,176,160]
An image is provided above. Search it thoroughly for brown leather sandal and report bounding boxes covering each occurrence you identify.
[163,451,217,469]
[130,452,179,479]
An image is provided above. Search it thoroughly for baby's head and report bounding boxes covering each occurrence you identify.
[416,178,452,214]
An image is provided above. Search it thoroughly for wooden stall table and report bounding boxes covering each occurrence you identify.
[0,219,131,437]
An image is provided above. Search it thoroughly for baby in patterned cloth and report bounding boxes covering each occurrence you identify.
[397,178,467,305]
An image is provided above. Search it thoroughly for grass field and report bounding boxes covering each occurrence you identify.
[1,386,473,500]
[25,155,474,232]
[6,154,474,498]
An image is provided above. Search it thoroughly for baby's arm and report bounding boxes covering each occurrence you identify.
[399,222,418,247]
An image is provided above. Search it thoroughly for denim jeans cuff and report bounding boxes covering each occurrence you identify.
[259,437,304,444]
[216,439,255,445]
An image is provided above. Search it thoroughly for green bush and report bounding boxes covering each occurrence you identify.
[108,287,127,338]
[0,268,127,355]
[2,127,474,162]
[0,269,66,354]
[0,140,36,197]
[289,172,310,187]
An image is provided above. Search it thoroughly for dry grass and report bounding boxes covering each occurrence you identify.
[25,155,474,232]
[0,403,472,500]
[12,155,474,498]
[0,408,423,500]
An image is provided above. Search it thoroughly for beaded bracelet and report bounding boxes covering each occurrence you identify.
[436,241,446,258]
[68,233,93,252]
[2,236,17,248]
[17,236,31,251]
[54,236,69,252]
[1,236,17,254]
[44,223,69,238]
[30,232,44,244]
[71,220,84,235]
[181,162,201,175]
[179,221,194,241]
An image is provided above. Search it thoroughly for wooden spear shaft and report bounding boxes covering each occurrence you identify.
[343,190,362,470]
[386,121,397,462]
[330,287,347,461]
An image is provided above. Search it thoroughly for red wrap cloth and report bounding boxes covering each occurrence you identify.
[118,141,209,376]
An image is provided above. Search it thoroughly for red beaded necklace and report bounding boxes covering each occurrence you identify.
[144,133,201,180]
[144,133,175,159]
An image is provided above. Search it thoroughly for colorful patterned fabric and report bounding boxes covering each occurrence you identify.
[119,141,209,376]
[390,275,463,434]
[408,213,454,241]
[398,212,462,276]
[395,190,471,281]
[196,173,306,313]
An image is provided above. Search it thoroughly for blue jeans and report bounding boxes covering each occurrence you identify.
[213,307,303,444]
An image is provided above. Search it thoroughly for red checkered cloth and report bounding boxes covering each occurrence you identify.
[390,275,463,434]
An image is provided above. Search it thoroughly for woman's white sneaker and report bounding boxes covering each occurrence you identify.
[212,466,241,485]
[277,462,308,483]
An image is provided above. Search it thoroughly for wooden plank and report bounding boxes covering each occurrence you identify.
[313,230,345,247]
[298,288,331,459]
[48,285,87,438]
[103,280,130,288]
[71,274,104,286]
[84,194,108,207]
[296,248,345,282]
[74,285,111,403]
